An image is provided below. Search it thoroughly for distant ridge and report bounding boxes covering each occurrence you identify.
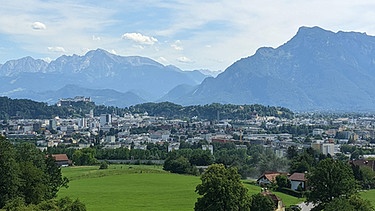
[167,26,375,111]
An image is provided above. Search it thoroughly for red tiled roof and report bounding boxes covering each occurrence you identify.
[264,173,281,182]
[288,172,306,181]
[257,172,287,182]
[51,154,69,161]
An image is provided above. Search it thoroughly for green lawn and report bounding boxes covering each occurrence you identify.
[361,189,375,207]
[59,165,200,211]
[59,165,304,210]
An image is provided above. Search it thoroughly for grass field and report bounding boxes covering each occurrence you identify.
[361,189,375,207]
[58,165,304,210]
[59,165,200,211]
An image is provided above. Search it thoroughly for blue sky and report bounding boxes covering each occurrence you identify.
[1,0,375,71]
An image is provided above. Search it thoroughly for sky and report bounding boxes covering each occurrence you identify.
[1,1,375,71]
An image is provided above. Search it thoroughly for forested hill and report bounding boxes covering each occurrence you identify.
[0,97,294,120]
[0,97,95,119]
[128,102,294,119]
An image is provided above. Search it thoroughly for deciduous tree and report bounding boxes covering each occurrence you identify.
[194,164,251,211]
[307,158,357,210]
[324,195,374,211]
[0,137,20,207]
[276,174,290,189]
[250,193,275,211]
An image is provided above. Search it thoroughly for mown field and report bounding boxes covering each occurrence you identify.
[58,165,303,210]
[361,189,375,207]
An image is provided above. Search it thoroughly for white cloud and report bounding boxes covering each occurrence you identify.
[177,56,193,63]
[2,1,375,71]
[31,22,46,30]
[158,56,168,63]
[134,45,145,50]
[42,57,52,63]
[121,33,158,45]
[47,46,65,52]
[92,35,101,41]
[171,40,183,50]
[81,48,90,54]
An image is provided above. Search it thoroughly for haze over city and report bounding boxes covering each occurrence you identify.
[1,1,375,71]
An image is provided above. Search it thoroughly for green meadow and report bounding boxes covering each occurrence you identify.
[58,165,200,211]
[361,189,375,207]
[58,165,303,210]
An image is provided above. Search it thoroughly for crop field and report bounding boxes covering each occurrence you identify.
[58,165,304,210]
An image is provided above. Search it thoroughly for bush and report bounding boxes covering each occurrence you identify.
[164,156,196,175]
[99,161,108,170]
[4,197,86,211]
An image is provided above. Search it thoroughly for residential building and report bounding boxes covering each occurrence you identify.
[289,172,306,191]
[50,154,71,167]
[257,172,284,186]
[100,114,112,127]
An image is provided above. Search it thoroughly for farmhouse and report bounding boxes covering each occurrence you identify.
[51,154,71,167]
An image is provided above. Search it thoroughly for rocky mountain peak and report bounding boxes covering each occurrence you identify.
[174,26,375,111]
[0,56,48,77]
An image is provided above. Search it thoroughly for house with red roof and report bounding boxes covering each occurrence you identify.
[288,172,306,191]
[257,172,287,186]
[51,154,71,167]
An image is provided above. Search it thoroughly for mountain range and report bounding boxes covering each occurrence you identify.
[2,26,375,111]
[0,49,210,106]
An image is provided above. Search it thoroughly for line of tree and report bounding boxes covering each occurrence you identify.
[162,141,289,178]
[48,141,289,179]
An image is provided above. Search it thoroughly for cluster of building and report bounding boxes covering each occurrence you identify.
[2,103,375,161]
